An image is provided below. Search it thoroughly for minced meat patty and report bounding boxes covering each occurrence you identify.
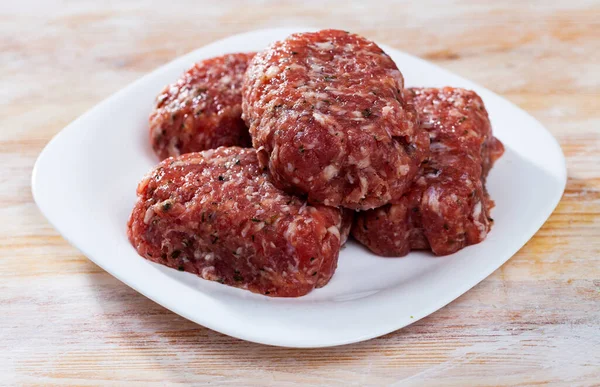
[352,87,504,256]
[242,29,429,210]
[150,53,254,160]
[127,147,346,297]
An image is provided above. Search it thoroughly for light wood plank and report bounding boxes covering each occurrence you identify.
[1,1,599,385]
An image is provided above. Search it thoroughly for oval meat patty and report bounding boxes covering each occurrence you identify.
[352,87,504,256]
[127,147,346,297]
[150,53,254,160]
[242,29,428,210]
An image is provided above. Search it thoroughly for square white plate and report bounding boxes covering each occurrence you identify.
[32,28,566,348]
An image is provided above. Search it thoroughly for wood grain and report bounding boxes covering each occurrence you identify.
[1,1,599,385]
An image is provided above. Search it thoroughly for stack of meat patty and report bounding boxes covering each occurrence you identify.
[128,30,504,297]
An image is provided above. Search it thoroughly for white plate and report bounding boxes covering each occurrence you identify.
[32,28,566,348]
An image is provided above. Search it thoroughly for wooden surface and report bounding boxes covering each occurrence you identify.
[1,1,599,385]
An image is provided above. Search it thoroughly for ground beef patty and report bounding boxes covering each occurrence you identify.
[242,29,428,210]
[150,53,254,160]
[352,87,504,256]
[127,147,346,297]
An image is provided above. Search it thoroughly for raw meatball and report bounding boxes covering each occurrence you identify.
[127,147,346,297]
[150,53,254,160]
[352,87,504,256]
[242,29,429,210]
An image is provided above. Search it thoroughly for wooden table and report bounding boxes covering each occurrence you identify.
[2,1,599,385]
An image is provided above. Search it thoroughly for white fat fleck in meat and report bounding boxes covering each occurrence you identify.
[220,75,232,84]
[398,164,410,176]
[473,201,482,219]
[382,105,394,116]
[200,266,215,278]
[284,220,299,240]
[304,141,316,150]
[287,263,299,274]
[472,201,488,239]
[143,207,155,224]
[310,63,322,73]
[430,142,450,151]
[346,172,355,184]
[312,111,329,126]
[422,118,436,129]
[287,63,304,71]
[322,165,339,181]
[265,65,280,78]
[358,176,368,197]
[304,91,330,100]
[327,226,341,241]
[314,41,334,50]
[426,187,441,214]
[254,222,265,232]
[357,156,371,169]
[449,108,464,117]
[204,252,215,261]
[361,123,375,132]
